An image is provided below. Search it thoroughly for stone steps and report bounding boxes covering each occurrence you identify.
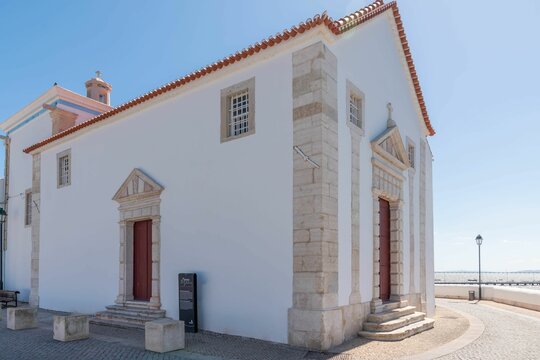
[360,300,434,341]
[124,300,156,309]
[363,311,425,332]
[90,304,167,330]
[367,306,416,323]
[359,318,434,341]
[372,300,408,314]
[105,305,166,318]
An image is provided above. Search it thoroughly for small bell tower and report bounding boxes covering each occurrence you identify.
[85,71,112,105]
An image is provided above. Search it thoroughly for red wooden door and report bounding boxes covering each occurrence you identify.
[133,220,152,301]
[379,198,391,301]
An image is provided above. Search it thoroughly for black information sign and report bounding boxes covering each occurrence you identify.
[178,273,198,333]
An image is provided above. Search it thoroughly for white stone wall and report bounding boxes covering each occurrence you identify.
[35,51,294,343]
[3,91,109,302]
[425,143,435,316]
[4,112,52,301]
[329,12,431,306]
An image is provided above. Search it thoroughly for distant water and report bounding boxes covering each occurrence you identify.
[435,272,540,291]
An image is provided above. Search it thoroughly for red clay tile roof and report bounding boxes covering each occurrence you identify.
[23,0,434,154]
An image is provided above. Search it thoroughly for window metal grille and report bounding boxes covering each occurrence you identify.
[349,94,362,128]
[59,155,70,186]
[408,144,415,168]
[25,191,32,226]
[228,90,249,137]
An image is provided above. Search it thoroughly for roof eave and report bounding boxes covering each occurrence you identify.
[23,0,434,153]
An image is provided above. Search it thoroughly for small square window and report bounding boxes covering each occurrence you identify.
[57,149,71,188]
[24,190,32,226]
[221,77,255,142]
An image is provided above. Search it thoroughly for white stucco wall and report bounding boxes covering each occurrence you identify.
[4,113,52,301]
[3,91,112,301]
[329,12,430,306]
[36,51,294,343]
[425,143,435,316]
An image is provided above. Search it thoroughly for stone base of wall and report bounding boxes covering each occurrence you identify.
[342,301,371,341]
[408,293,422,308]
[288,301,371,350]
[288,308,343,351]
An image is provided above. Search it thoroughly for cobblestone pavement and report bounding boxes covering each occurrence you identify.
[2,300,538,360]
[437,299,540,360]
[0,307,311,360]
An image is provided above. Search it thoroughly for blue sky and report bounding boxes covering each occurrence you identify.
[1,1,539,271]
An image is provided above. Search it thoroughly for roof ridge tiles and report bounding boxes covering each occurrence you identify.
[23,0,433,154]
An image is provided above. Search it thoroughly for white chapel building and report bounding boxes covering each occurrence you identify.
[1,1,435,350]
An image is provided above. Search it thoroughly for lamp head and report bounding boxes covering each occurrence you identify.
[475,234,483,246]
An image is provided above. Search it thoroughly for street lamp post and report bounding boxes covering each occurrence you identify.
[0,208,6,290]
[475,234,483,300]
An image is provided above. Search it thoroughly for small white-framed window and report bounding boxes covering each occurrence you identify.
[57,149,71,188]
[220,77,255,142]
[349,93,362,128]
[408,143,416,169]
[24,189,32,226]
[346,80,365,134]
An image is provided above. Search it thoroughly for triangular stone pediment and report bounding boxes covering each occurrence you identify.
[113,168,164,202]
[371,126,410,170]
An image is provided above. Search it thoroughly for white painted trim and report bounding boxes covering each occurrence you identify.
[0,86,111,133]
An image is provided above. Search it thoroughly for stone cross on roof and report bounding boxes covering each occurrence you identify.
[387,102,396,128]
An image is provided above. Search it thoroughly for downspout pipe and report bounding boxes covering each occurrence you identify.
[0,134,9,290]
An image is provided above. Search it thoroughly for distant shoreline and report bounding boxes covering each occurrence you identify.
[435,270,540,273]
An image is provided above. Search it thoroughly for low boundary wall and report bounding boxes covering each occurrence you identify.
[435,285,540,312]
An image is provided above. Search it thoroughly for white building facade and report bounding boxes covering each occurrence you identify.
[1,1,435,350]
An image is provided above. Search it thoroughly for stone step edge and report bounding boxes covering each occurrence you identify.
[359,318,434,341]
[124,301,158,309]
[104,307,166,317]
[107,304,166,310]
[367,306,416,323]
[90,318,146,330]
[372,300,409,314]
[95,311,163,323]
[363,312,425,332]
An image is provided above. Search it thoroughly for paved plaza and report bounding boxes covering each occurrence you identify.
[437,299,540,360]
[0,299,539,359]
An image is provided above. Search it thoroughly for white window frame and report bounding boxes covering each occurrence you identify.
[24,189,32,227]
[220,77,255,142]
[346,80,365,135]
[57,149,71,188]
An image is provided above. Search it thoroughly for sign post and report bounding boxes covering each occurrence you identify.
[178,273,198,333]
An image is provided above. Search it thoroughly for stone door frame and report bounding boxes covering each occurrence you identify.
[113,169,163,309]
[370,125,409,311]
